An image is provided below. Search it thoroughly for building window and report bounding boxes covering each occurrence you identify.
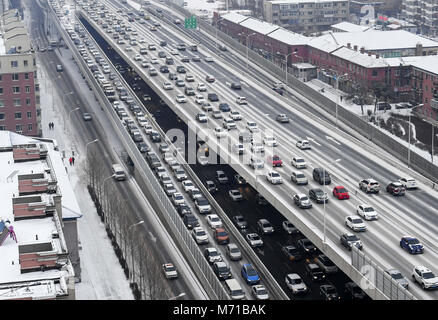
[13,86,20,94]
[24,73,29,80]
[14,99,21,106]
[0,75,2,81]
[16,124,22,132]
[26,98,31,106]
[0,113,4,120]
[35,84,39,92]
[372,70,378,77]
[27,111,32,118]
[0,126,5,130]
[36,96,40,104]
[0,100,3,107]
[11,61,18,68]
[14,112,22,119]
[0,87,3,95]
[12,73,19,81]
[28,124,33,131]
[25,86,30,93]
[24,60,28,67]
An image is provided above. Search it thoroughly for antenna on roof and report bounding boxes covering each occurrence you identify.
[329,32,339,45]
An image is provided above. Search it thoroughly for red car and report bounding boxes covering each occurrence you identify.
[268,155,283,167]
[214,227,230,245]
[333,186,350,200]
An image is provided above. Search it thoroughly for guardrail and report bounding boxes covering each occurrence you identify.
[48,5,228,300]
[77,7,289,300]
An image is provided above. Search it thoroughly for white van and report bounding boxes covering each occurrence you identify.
[112,164,126,181]
[224,279,245,300]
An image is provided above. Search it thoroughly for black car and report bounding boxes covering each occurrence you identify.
[219,103,230,112]
[176,203,191,216]
[181,56,190,63]
[176,66,186,73]
[272,87,284,95]
[208,93,219,102]
[160,40,167,46]
[213,262,231,280]
[386,182,406,196]
[320,284,340,300]
[150,131,161,143]
[281,245,302,261]
[159,65,169,73]
[313,168,331,185]
[309,188,329,203]
[183,213,199,229]
[340,233,363,251]
[344,282,366,300]
[305,263,326,282]
[230,82,241,90]
[192,56,201,62]
[158,51,166,58]
[232,215,248,230]
[205,180,218,194]
[137,142,149,153]
[255,194,268,206]
[166,57,174,65]
[298,238,317,253]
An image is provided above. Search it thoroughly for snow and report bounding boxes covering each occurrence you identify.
[239,17,280,35]
[332,21,372,33]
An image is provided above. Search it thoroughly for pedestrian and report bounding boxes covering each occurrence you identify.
[52,122,54,129]
[69,157,72,166]
[49,122,52,130]
[72,156,75,166]
[340,95,343,102]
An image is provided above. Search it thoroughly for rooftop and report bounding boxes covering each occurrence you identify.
[0,9,32,54]
[332,22,372,33]
[270,0,347,3]
[268,27,309,46]
[239,17,280,35]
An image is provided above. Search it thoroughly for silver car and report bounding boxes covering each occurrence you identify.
[385,269,409,289]
[226,243,242,261]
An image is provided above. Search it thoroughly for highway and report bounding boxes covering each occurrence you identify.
[79,0,438,300]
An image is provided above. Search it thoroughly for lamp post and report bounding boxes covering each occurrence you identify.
[85,139,99,163]
[323,158,342,245]
[408,113,411,168]
[101,174,115,215]
[432,124,435,164]
[238,32,256,71]
[62,91,74,107]
[284,52,294,86]
[128,220,144,283]
[334,73,348,128]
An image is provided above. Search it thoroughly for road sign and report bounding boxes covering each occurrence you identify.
[185,16,197,29]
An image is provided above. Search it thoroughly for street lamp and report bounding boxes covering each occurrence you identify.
[334,73,349,128]
[292,52,304,63]
[168,292,186,300]
[238,32,256,71]
[284,52,294,86]
[85,139,99,162]
[127,220,144,283]
[62,91,74,107]
[68,107,80,122]
[323,158,342,245]
[101,174,115,214]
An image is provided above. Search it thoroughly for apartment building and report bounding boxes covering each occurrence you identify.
[262,0,350,33]
[402,0,438,36]
[0,9,41,137]
[0,131,81,300]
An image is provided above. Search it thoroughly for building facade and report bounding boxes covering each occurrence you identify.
[263,0,350,33]
[0,10,41,137]
[402,0,438,36]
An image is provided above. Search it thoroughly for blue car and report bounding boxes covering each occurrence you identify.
[400,236,424,254]
[241,263,260,285]
[219,103,231,112]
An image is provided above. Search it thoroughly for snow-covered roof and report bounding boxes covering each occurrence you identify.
[331,47,389,68]
[0,131,40,149]
[332,22,372,33]
[239,17,280,35]
[307,34,342,53]
[268,28,309,46]
[270,0,346,3]
[221,11,251,24]
[409,55,438,75]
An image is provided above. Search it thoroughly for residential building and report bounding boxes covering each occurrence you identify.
[262,0,350,33]
[402,0,438,37]
[0,9,41,136]
[0,131,81,300]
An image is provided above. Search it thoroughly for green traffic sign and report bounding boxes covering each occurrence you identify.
[185,16,197,29]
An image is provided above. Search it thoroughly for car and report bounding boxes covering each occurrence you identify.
[297,238,317,253]
[226,243,242,261]
[173,168,187,181]
[266,171,283,184]
[228,189,243,201]
[149,25,157,31]
[251,285,269,300]
[171,192,185,206]
[176,79,185,87]
[308,188,328,204]
[263,136,278,147]
[344,282,366,300]
[236,96,247,105]
[293,194,312,209]
[385,269,409,289]
[356,204,378,220]
[216,170,228,184]
[181,180,196,193]
[202,102,213,112]
[241,264,260,285]
[158,51,166,58]
[192,227,209,244]
[208,93,219,101]
[232,215,248,230]
[206,214,222,229]
[229,110,242,121]
[313,168,332,185]
[305,263,326,282]
[291,157,306,169]
[83,113,92,121]
[257,219,274,235]
[232,143,244,155]
[176,203,191,216]
[251,142,265,153]
[246,233,263,248]
[272,87,284,95]
[255,194,268,206]
[234,174,247,185]
[159,65,169,73]
[333,186,350,200]
[239,132,252,143]
[399,177,417,189]
[150,57,159,64]
[162,263,178,279]
[386,182,406,196]
[162,82,173,90]
[285,273,308,294]
[188,188,203,200]
[282,245,302,261]
[359,178,380,193]
[204,247,223,264]
[148,67,158,76]
[205,180,218,194]
[197,83,207,92]
[184,87,195,96]
[320,284,340,300]
[345,215,367,232]
[176,94,187,103]
[204,56,214,62]
[340,233,363,250]
[268,155,282,167]
[185,74,195,82]
[213,261,231,280]
[412,266,438,290]
[296,140,311,150]
[214,227,230,245]
[212,110,223,119]
[400,236,424,254]
[276,114,290,123]
[282,221,299,235]
[194,95,205,104]
[195,197,211,214]
[246,121,259,133]
[163,183,177,196]
[291,171,308,185]
[250,157,264,170]
[205,75,215,83]
[134,54,141,61]
[315,254,338,274]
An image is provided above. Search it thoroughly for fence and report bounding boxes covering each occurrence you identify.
[351,246,416,300]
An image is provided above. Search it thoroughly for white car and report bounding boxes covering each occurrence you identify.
[251,285,269,300]
[291,171,308,185]
[162,263,178,279]
[246,233,263,248]
[139,37,146,43]
[356,204,378,221]
[141,61,149,68]
[399,177,417,189]
[198,155,209,166]
[195,95,205,104]
[285,273,308,294]
[345,215,367,232]
[185,74,195,82]
[192,227,209,244]
[176,94,187,103]
[296,140,311,150]
[163,82,173,90]
[236,96,247,105]
[229,110,242,121]
[206,214,222,229]
[134,54,141,61]
[197,83,207,92]
[125,46,133,52]
[212,110,223,119]
[250,157,264,170]
[263,136,278,147]
[150,57,159,64]
[246,121,259,133]
[204,56,214,62]
[214,127,227,138]
[266,171,283,184]
[228,189,243,201]
[170,49,179,55]
[182,180,196,192]
[291,156,307,169]
[251,142,265,153]
[257,218,274,234]
[412,266,438,290]
[171,192,185,206]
